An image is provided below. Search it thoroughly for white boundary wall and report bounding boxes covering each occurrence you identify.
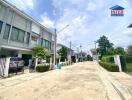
[0,57,10,77]
[114,55,122,72]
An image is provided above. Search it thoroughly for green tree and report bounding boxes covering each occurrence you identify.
[127,45,132,56]
[114,47,125,55]
[57,47,68,62]
[87,54,93,61]
[31,46,50,59]
[97,35,114,57]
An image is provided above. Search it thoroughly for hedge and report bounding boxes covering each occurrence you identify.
[126,56,132,63]
[36,64,50,72]
[99,61,119,72]
[101,56,114,63]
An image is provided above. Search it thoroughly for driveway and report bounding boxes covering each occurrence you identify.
[0,62,129,100]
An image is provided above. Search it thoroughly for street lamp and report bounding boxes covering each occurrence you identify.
[53,25,69,67]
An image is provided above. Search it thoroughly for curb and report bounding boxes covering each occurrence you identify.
[96,62,132,100]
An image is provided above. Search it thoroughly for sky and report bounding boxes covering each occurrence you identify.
[7,0,132,52]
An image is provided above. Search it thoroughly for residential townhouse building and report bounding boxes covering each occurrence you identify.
[57,43,74,60]
[0,0,55,65]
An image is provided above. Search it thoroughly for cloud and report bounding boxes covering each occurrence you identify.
[7,0,34,10]
[40,13,55,28]
[52,0,105,49]
[51,0,132,51]
[86,2,96,11]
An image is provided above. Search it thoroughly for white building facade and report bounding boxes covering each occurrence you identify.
[0,1,54,65]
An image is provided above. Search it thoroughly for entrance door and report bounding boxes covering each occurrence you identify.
[22,54,32,66]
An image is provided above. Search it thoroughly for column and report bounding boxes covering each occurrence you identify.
[4,57,10,77]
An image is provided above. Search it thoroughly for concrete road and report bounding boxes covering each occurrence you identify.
[0,62,128,100]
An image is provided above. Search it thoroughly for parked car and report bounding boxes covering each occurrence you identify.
[9,57,24,74]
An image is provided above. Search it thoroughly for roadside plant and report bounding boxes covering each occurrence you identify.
[31,46,50,59]
[127,45,132,56]
[97,35,114,57]
[57,47,68,62]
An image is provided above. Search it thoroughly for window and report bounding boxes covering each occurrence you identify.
[31,35,37,41]
[0,21,3,34]
[18,30,25,42]
[31,35,38,46]
[42,39,46,47]
[26,32,30,44]
[11,27,19,41]
[42,39,51,50]
[3,24,11,39]
[45,40,49,48]
[11,27,25,43]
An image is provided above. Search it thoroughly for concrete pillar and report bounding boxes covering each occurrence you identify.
[114,55,122,72]
[0,7,10,47]
[50,57,52,69]
[8,11,15,44]
[65,59,67,66]
[35,58,38,69]
[29,21,32,48]
[59,58,60,64]
[4,57,10,77]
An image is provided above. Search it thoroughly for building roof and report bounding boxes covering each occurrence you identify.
[0,0,53,35]
[110,5,125,10]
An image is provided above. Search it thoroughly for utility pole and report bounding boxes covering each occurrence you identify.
[77,47,79,60]
[94,41,98,61]
[70,41,71,65]
[53,25,69,67]
[80,45,82,62]
[76,47,79,62]
[53,29,57,67]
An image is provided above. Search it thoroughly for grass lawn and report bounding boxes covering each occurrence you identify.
[126,63,132,72]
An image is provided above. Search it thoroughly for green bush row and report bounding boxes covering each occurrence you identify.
[101,56,114,63]
[101,55,132,64]
[99,61,119,72]
[36,64,50,72]
[126,56,132,63]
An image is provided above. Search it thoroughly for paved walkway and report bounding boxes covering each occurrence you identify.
[0,62,131,100]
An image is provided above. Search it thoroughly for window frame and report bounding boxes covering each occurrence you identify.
[11,26,25,43]
[42,39,51,50]
[3,24,11,39]
[26,32,30,44]
[0,21,3,34]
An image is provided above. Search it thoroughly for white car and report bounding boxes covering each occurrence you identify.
[9,57,24,74]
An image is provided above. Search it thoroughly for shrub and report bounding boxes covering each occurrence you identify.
[99,61,119,72]
[101,56,114,63]
[126,56,132,63]
[36,64,50,72]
